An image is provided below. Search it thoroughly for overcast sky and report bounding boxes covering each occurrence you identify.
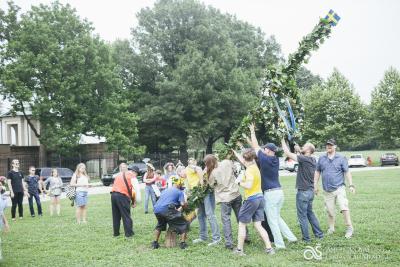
[3,0,400,103]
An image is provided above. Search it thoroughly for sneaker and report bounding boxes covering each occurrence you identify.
[179,242,188,249]
[244,238,251,244]
[19,217,23,220]
[31,215,35,218]
[145,211,149,214]
[327,228,335,235]
[151,241,160,249]
[265,248,275,255]
[233,248,246,256]
[208,238,221,246]
[12,218,16,221]
[192,238,206,244]
[345,227,353,239]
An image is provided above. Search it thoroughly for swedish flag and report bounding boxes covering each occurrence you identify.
[325,9,340,26]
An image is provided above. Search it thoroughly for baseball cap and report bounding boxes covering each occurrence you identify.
[261,143,278,152]
[326,139,337,146]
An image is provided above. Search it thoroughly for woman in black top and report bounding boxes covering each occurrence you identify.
[6,159,29,220]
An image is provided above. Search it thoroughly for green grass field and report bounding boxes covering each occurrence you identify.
[1,169,399,267]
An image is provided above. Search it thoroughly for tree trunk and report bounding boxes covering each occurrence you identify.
[179,144,188,165]
[206,137,214,154]
[165,228,177,248]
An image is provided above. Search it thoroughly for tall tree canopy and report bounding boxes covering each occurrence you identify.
[371,67,400,148]
[302,69,368,148]
[0,1,139,155]
[116,0,282,154]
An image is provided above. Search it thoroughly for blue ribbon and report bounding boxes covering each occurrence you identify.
[272,95,297,141]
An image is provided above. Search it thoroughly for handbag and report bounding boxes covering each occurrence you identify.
[122,172,136,205]
[65,185,76,207]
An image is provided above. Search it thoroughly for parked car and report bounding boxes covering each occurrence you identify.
[284,158,299,172]
[35,167,74,189]
[380,153,399,166]
[348,154,367,168]
[101,162,147,186]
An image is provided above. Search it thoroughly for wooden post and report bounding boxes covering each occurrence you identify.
[165,228,177,248]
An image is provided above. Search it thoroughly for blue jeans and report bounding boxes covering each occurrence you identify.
[264,189,297,248]
[197,192,221,241]
[28,192,42,216]
[296,189,323,241]
[144,185,156,213]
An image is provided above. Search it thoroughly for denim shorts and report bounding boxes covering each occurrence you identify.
[75,191,88,207]
[238,196,265,224]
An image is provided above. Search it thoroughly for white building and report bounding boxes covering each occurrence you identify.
[0,110,40,146]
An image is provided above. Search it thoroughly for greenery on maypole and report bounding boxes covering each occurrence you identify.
[219,14,339,158]
[185,13,340,215]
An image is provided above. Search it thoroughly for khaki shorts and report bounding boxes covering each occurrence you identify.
[323,186,349,216]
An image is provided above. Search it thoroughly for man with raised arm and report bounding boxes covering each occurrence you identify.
[281,138,323,242]
[247,124,297,249]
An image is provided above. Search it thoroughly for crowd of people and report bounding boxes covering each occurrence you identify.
[111,124,356,255]
[0,160,90,226]
[0,124,356,257]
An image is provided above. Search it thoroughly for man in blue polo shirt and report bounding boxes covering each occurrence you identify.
[248,124,297,249]
[314,139,356,239]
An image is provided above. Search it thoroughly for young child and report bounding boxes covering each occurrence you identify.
[44,169,63,216]
[153,170,166,200]
[0,176,10,260]
[25,166,43,217]
[0,176,10,230]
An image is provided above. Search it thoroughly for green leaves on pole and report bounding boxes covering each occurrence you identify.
[220,17,335,157]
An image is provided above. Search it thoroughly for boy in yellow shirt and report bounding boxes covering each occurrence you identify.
[232,148,275,256]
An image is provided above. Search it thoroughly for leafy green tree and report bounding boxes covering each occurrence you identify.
[302,69,368,148]
[296,66,322,91]
[123,0,282,154]
[371,67,400,148]
[0,2,139,155]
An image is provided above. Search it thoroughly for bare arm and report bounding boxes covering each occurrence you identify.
[7,179,14,197]
[313,171,320,195]
[232,149,245,166]
[131,177,141,202]
[249,123,261,153]
[70,174,77,187]
[281,138,298,162]
[345,172,355,193]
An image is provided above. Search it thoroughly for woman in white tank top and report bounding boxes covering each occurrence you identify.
[70,163,90,224]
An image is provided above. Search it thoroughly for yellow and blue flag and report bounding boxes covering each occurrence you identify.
[325,9,340,26]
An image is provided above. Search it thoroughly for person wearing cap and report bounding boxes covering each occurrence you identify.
[314,139,355,239]
[151,177,189,250]
[248,124,297,249]
[143,163,157,214]
[281,138,324,242]
[110,163,140,238]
